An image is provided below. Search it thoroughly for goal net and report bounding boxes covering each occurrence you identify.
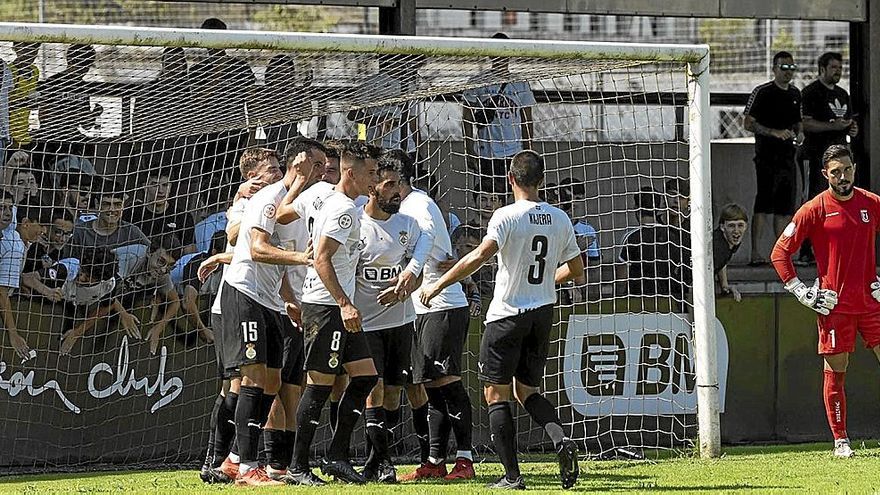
[0,23,716,471]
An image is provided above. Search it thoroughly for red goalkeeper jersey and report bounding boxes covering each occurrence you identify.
[771,188,880,315]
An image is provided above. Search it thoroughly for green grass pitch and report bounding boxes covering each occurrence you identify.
[2,443,879,494]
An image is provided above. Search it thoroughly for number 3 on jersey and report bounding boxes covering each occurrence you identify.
[528,235,548,284]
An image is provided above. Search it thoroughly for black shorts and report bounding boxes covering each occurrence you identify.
[365,323,414,386]
[478,304,553,387]
[220,283,285,370]
[754,154,797,215]
[281,317,305,386]
[301,303,372,375]
[412,307,470,383]
[210,312,240,379]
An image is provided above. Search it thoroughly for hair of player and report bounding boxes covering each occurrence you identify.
[822,144,853,168]
[209,229,227,255]
[200,18,227,30]
[322,140,342,159]
[451,222,484,244]
[817,51,843,71]
[719,203,748,224]
[238,147,279,178]
[80,246,118,281]
[283,137,326,165]
[363,143,384,160]
[773,51,794,66]
[379,148,415,184]
[665,177,689,197]
[16,204,51,224]
[339,141,372,170]
[509,150,544,188]
[152,234,184,261]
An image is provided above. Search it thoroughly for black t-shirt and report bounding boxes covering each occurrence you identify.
[22,242,60,274]
[620,223,692,297]
[125,201,195,247]
[712,228,740,275]
[801,79,851,158]
[744,81,802,158]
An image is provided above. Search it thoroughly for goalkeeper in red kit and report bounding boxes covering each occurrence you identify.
[771,144,880,458]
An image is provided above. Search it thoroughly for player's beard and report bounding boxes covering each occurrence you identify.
[377,194,401,214]
[832,180,853,197]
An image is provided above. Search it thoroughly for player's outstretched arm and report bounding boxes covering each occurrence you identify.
[315,235,361,332]
[250,227,313,266]
[420,238,498,307]
[197,251,233,282]
[555,254,585,285]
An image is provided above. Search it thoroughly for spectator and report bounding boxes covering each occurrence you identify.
[126,166,196,253]
[5,166,40,206]
[0,191,29,359]
[64,178,149,261]
[189,18,255,130]
[193,189,228,255]
[744,51,803,266]
[541,182,559,204]
[451,222,491,302]
[8,42,40,148]
[616,187,661,295]
[462,32,535,191]
[714,203,748,302]
[53,154,96,185]
[171,230,225,344]
[663,178,690,229]
[471,178,508,229]
[21,208,74,302]
[254,54,312,146]
[56,246,141,356]
[37,44,100,141]
[116,234,182,354]
[798,52,857,265]
[348,55,425,160]
[56,172,97,224]
[133,47,191,138]
[558,177,600,264]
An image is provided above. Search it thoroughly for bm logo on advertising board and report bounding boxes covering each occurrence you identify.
[562,313,728,416]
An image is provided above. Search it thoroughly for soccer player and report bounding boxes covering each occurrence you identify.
[421,150,583,490]
[771,144,880,458]
[218,147,313,486]
[198,148,284,484]
[282,142,379,485]
[392,149,476,482]
[354,159,431,482]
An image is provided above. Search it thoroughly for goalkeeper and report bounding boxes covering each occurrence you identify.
[771,144,880,458]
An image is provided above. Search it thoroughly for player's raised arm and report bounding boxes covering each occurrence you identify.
[276,144,326,224]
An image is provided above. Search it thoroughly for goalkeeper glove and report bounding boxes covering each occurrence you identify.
[785,278,838,316]
[870,277,880,303]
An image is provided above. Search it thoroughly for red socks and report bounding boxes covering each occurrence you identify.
[823,370,847,440]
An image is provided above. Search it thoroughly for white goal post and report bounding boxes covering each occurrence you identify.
[0,21,718,468]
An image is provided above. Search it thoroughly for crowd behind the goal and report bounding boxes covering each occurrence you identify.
[0,16,866,485]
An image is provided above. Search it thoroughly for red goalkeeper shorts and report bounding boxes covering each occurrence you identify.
[817,312,880,355]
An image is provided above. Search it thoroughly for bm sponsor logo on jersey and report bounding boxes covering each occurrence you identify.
[363,265,402,282]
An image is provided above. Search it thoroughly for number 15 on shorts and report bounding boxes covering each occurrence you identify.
[242,321,258,343]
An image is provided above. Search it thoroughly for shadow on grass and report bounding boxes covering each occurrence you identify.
[0,470,177,485]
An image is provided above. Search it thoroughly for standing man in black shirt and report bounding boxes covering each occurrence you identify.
[797,52,858,264]
[743,51,803,266]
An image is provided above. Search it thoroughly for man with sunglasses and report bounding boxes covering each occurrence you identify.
[744,51,803,267]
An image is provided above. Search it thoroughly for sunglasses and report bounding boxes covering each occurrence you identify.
[777,64,798,71]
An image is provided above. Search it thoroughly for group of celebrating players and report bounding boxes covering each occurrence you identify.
[195,138,583,489]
